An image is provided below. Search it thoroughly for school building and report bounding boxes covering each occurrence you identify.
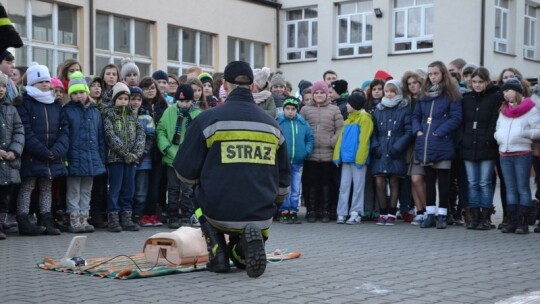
[2,0,540,88]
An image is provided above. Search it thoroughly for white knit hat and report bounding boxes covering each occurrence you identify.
[120,57,140,80]
[252,67,271,90]
[27,62,51,86]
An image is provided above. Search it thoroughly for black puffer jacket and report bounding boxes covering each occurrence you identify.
[457,84,502,161]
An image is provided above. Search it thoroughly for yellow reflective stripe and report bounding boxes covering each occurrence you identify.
[0,18,12,26]
[206,130,279,148]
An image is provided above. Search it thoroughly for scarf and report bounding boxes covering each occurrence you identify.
[502,98,535,118]
[428,84,441,98]
[25,85,55,104]
[379,94,405,110]
[252,90,271,104]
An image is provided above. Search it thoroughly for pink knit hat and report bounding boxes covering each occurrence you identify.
[51,77,64,90]
[311,80,329,96]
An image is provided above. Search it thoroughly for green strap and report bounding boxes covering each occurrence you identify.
[195,208,203,219]
[0,18,12,26]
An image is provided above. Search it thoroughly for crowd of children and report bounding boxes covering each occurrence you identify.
[1,50,540,239]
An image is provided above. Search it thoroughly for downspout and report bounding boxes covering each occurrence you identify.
[276,5,280,69]
[480,0,485,66]
[89,0,95,75]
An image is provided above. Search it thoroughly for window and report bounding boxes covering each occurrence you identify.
[9,0,78,75]
[283,7,318,61]
[392,0,434,53]
[228,37,267,69]
[336,1,373,58]
[524,3,537,59]
[95,13,151,77]
[167,26,215,76]
[494,0,509,53]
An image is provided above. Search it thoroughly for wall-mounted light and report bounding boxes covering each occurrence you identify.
[374,8,383,18]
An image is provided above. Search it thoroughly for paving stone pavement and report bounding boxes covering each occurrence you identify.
[1,184,539,304]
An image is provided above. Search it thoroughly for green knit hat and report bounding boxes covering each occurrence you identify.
[68,71,90,96]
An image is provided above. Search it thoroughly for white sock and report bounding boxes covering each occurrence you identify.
[438,208,447,216]
[426,206,436,214]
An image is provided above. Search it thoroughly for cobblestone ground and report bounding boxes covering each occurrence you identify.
[1,184,539,304]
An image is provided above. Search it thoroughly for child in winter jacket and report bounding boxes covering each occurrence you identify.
[277,97,314,224]
[129,86,157,227]
[157,84,201,228]
[64,72,106,233]
[0,72,24,239]
[333,93,373,224]
[495,77,540,234]
[16,63,68,236]
[102,82,145,232]
[370,80,413,225]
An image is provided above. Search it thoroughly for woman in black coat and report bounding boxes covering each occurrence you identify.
[458,67,502,230]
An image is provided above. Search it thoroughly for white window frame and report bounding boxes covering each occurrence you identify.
[228,38,267,69]
[392,0,434,54]
[524,3,537,59]
[12,0,79,76]
[283,7,318,62]
[167,26,215,76]
[494,0,510,53]
[336,1,374,58]
[95,13,152,75]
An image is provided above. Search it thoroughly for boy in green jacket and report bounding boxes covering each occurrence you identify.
[157,84,201,228]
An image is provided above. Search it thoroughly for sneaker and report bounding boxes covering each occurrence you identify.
[402,211,415,223]
[140,215,153,227]
[279,213,290,224]
[376,215,387,225]
[289,213,301,224]
[242,223,266,278]
[385,215,397,226]
[346,212,361,225]
[336,216,346,224]
[411,214,424,226]
[150,215,163,226]
[190,214,201,227]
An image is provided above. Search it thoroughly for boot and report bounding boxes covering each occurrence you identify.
[0,213,7,240]
[486,208,496,229]
[464,207,472,226]
[498,215,508,230]
[54,210,69,232]
[107,212,122,232]
[515,205,530,234]
[502,205,518,233]
[17,214,46,236]
[228,236,246,269]
[40,213,61,235]
[89,212,108,228]
[420,214,436,228]
[200,221,230,273]
[120,211,140,231]
[68,211,85,233]
[467,208,479,230]
[535,223,540,233]
[476,208,491,231]
[167,203,181,229]
[79,210,95,233]
[527,200,538,226]
[436,215,447,229]
[242,223,266,278]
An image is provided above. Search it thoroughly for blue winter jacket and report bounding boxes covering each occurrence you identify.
[64,100,107,177]
[277,113,314,165]
[412,93,462,164]
[371,100,413,175]
[17,94,68,178]
[135,107,155,171]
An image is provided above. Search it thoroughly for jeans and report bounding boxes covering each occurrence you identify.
[280,164,302,213]
[336,163,366,216]
[107,163,136,213]
[499,153,533,207]
[464,160,495,209]
[133,170,150,216]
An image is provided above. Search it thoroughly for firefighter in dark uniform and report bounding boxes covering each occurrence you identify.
[173,61,290,278]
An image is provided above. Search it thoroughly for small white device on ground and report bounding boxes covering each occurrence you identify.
[60,236,87,268]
